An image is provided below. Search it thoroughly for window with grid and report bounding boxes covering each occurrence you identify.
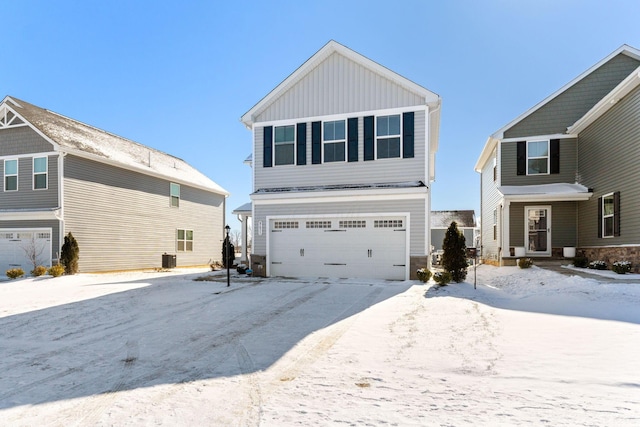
[376,115,401,159]
[274,125,295,165]
[323,120,345,162]
[170,183,180,207]
[176,229,193,251]
[527,140,549,175]
[274,221,299,229]
[339,220,366,228]
[306,221,332,229]
[4,159,17,191]
[33,157,47,190]
[374,219,403,228]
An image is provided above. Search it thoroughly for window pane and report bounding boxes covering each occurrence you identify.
[334,120,345,140]
[388,115,400,135]
[34,157,47,173]
[186,230,193,240]
[170,183,180,197]
[324,142,345,162]
[275,125,294,143]
[34,174,47,189]
[5,160,17,175]
[528,158,548,174]
[186,241,193,251]
[377,116,388,136]
[177,229,185,240]
[171,196,179,207]
[377,138,400,159]
[275,144,294,165]
[5,176,17,191]
[528,141,548,157]
[323,122,335,141]
[177,241,185,251]
[603,196,614,215]
[604,217,614,237]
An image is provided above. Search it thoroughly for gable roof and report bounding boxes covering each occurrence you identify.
[475,44,640,172]
[2,96,228,196]
[431,210,477,228]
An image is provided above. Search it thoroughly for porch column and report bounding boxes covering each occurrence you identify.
[502,199,510,263]
[239,214,249,263]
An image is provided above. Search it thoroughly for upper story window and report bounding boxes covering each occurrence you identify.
[170,183,180,207]
[323,120,345,162]
[527,140,549,175]
[4,159,17,191]
[33,157,47,190]
[376,115,401,159]
[274,125,295,165]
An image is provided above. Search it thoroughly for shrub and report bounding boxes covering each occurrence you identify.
[573,256,589,268]
[588,260,608,270]
[221,237,235,268]
[433,271,451,286]
[518,258,533,269]
[612,261,632,275]
[416,268,432,283]
[31,266,47,277]
[48,264,65,277]
[210,261,223,271]
[6,268,25,279]
[442,221,467,282]
[60,232,79,275]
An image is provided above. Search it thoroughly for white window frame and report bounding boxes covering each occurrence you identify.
[526,140,550,175]
[322,120,346,163]
[33,156,48,190]
[602,192,615,238]
[273,124,296,166]
[375,114,402,159]
[4,159,18,192]
[176,229,193,252]
[170,183,180,207]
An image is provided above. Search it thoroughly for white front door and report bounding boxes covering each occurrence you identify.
[525,206,551,256]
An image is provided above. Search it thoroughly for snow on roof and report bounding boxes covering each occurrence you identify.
[431,210,476,228]
[253,181,425,194]
[5,96,228,195]
[232,202,252,214]
[499,182,590,196]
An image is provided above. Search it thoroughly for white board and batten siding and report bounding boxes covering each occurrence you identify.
[268,214,409,280]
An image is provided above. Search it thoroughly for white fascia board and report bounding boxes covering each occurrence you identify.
[501,133,577,143]
[491,45,640,140]
[0,151,58,160]
[241,40,439,127]
[61,148,230,196]
[503,193,593,203]
[1,101,62,152]
[474,137,498,172]
[568,66,640,134]
[0,209,62,221]
[252,188,427,205]
[428,101,442,182]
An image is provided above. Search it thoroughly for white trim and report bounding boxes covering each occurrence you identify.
[273,123,297,166]
[601,192,615,239]
[525,206,552,257]
[0,209,61,221]
[503,193,592,202]
[32,156,48,190]
[322,119,346,163]
[0,227,54,268]
[0,151,58,161]
[252,188,427,204]
[4,158,18,192]
[526,140,550,176]
[0,98,62,152]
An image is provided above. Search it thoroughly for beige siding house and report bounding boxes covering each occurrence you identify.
[475,45,640,271]
[241,41,441,280]
[0,96,228,273]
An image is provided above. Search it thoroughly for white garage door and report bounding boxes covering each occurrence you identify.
[269,216,406,280]
[0,229,52,273]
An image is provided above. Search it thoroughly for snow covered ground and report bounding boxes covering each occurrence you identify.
[1,265,639,426]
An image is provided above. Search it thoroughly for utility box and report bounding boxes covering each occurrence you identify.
[162,253,176,269]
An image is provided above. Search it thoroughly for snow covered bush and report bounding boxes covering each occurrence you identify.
[48,265,64,277]
[416,268,432,283]
[518,258,533,269]
[60,232,79,275]
[31,265,47,277]
[433,271,451,286]
[612,261,632,274]
[573,256,589,268]
[442,221,467,282]
[589,260,608,270]
[6,268,25,279]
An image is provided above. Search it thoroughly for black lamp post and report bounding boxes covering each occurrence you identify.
[225,224,231,287]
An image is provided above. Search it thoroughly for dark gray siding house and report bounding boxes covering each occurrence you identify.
[0,96,228,273]
[475,45,640,271]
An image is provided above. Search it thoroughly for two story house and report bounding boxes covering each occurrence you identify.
[241,41,441,280]
[475,45,640,271]
[0,96,228,273]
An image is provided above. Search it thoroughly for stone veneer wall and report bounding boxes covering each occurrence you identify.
[579,246,640,273]
[410,256,429,280]
[250,254,267,277]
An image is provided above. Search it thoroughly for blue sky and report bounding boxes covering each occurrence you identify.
[4,1,640,233]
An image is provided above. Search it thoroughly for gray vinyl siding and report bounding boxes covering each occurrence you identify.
[252,198,426,256]
[0,219,61,264]
[501,138,577,186]
[254,112,426,189]
[431,228,474,251]
[255,52,427,123]
[504,54,640,138]
[577,83,640,247]
[509,202,577,248]
[63,155,224,272]
[0,126,54,156]
[479,149,501,260]
[0,155,59,208]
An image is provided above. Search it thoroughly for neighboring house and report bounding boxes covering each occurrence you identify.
[0,96,228,273]
[475,45,640,271]
[431,210,478,252]
[240,40,441,280]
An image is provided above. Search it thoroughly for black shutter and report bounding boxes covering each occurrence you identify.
[402,112,414,158]
[364,116,374,161]
[550,139,560,174]
[614,191,621,237]
[263,126,272,168]
[516,141,526,175]
[296,123,306,165]
[597,196,602,238]
[311,121,321,164]
[347,118,358,162]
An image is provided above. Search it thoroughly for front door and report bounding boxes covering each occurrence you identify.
[525,206,551,256]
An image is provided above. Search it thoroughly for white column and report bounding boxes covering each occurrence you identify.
[502,199,510,264]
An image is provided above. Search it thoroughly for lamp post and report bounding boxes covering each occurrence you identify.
[225,224,231,287]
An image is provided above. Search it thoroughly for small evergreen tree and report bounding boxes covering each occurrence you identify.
[222,236,235,268]
[60,232,80,275]
[442,221,467,283]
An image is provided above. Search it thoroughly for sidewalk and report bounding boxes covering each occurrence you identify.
[540,264,640,283]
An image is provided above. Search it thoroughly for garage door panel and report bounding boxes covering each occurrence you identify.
[0,229,52,273]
